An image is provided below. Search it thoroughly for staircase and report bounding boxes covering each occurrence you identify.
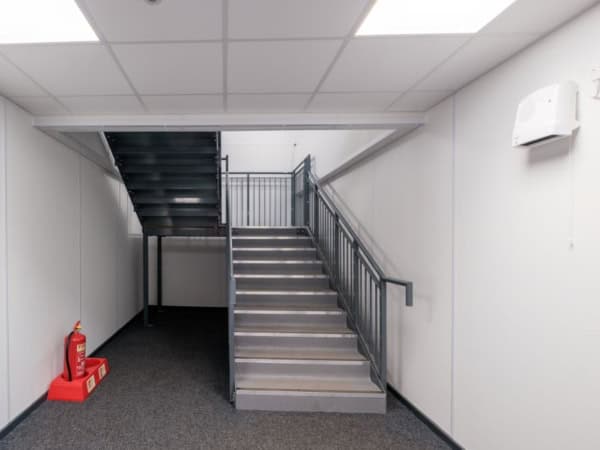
[231,227,386,414]
[105,131,221,236]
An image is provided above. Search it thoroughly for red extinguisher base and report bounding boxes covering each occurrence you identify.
[48,357,110,402]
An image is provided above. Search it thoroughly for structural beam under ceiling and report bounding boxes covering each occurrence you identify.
[32,112,426,132]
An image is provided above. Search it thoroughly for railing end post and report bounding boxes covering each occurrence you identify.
[406,282,414,307]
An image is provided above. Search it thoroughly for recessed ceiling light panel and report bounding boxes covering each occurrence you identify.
[357,0,516,36]
[0,0,98,44]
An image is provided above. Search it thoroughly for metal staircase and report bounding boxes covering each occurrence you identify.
[223,156,414,414]
[231,227,386,413]
[105,131,221,236]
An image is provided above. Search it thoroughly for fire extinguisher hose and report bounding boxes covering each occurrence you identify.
[65,331,75,382]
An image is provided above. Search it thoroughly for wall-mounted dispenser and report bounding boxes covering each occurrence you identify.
[512,81,579,148]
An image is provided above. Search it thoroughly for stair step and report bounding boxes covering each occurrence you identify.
[235,330,358,354]
[235,274,330,290]
[236,358,370,379]
[235,347,365,361]
[232,236,313,248]
[234,260,323,274]
[233,247,317,260]
[235,305,346,329]
[235,388,386,413]
[235,325,353,336]
[234,227,307,236]
[236,290,338,307]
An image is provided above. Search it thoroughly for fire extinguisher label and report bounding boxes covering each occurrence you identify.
[77,344,85,353]
[98,364,106,379]
[86,376,96,393]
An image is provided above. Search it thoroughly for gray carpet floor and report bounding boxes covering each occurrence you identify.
[0,308,451,450]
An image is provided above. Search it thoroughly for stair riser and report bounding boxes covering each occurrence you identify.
[235,313,347,330]
[236,277,329,290]
[233,249,317,260]
[234,228,307,236]
[233,238,313,248]
[235,391,386,414]
[235,335,357,353]
[234,262,323,274]
[235,361,370,379]
[236,293,338,308]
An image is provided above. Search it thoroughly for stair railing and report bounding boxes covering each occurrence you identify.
[296,155,414,392]
[223,156,236,403]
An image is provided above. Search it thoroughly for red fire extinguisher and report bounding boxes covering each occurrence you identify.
[63,321,86,381]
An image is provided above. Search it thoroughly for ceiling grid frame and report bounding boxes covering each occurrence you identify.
[73,0,149,113]
[0,0,594,117]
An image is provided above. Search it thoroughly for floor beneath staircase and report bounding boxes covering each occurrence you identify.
[0,308,451,450]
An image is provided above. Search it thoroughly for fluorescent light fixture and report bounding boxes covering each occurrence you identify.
[357,0,516,35]
[174,197,201,204]
[0,0,98,43]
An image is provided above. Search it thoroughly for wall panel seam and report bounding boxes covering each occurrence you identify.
[450,94,456,437]
[2,99,10,421]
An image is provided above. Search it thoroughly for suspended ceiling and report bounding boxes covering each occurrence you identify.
[0,0,596,117]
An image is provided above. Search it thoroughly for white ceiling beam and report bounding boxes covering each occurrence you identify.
[32,112,426,132]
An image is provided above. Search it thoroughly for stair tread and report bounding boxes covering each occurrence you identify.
[236,289,337,295]
[235,274,328,278]
[235,325,354,335]
[235,305,343,313]
[233,236,311,239]
[236,376,383,394]
[234,260,321,264]
[233,247,315,251]
[235,348,365,361]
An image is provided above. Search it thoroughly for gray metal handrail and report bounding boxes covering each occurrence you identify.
[292,154,414,392]
[223,156,236,403]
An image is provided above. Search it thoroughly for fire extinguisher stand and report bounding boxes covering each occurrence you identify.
[48,322,110,403]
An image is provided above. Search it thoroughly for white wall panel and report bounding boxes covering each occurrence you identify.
[452,5,600,449]
[162,238,226,307]
[81,159,119,353]
[117,184,142,328]
[5,101,80,420]
[0,99,9,429]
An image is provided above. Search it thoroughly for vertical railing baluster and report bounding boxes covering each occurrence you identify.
[380,280,387,389]
[334,214,340,286]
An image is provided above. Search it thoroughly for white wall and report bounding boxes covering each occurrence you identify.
[324,5,600,449]
[0,98,142,431]
[223,129,392,176]
[0,93,9,430]
[147,237,226,308]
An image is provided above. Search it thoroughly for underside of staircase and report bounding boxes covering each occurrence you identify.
[232,226,386,414]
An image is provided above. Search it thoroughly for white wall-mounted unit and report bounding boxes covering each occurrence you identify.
[512,81,579,147]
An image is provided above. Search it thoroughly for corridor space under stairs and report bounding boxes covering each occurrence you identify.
[232,227,386,414]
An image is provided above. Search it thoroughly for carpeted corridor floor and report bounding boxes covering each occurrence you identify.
[0,308,452,450]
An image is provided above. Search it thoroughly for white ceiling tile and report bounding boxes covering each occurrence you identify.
[0,55,46,97]
[59,96,145,114]
[228,94,310,113]
[481,0,598,34]
[12,97,69,115]
[322,36,469,92]
[142,95,223,114]
[113,43,222,95]
[308,92,398,112]
[388,91,452,112]
[228,40,342,93]
[229,0,368,39]
[0,44,132,96]
[83,0,222,42]
[416,34,540,91]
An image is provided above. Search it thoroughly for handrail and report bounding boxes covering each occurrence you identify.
[307,168,414,307]
[223,156,236,403]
